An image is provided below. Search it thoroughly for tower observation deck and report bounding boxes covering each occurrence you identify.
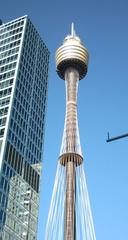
[45,24,96,240]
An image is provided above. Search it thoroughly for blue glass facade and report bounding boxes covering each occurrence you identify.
[0,16,50,239]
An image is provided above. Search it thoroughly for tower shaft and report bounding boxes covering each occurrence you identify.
[65,161,75,240]
[59,68,82,240]
[60,68,82,156]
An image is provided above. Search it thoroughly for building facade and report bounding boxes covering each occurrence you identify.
[0,16,50,239]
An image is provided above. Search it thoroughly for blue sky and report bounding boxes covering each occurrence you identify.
[1,0,128,239]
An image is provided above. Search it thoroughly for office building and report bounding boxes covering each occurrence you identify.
[0,16,50,239]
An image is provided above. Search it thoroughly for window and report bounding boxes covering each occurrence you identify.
[0,26,23,41]
[0,78,13,89]
[0,96,10,107]
[0,87,12,98]
[0,117,6,126]
[0,40,21,53]
[0,70,15,81]
[0,54,18,66]
[0,47,19,60]
[0,62,16,73]
[0,128,4,137]
[0,107,8,117]
[0,33,22,47]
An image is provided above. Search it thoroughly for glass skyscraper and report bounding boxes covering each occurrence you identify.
[0,16,50,239]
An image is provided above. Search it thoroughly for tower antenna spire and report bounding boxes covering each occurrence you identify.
[71,22,75,37]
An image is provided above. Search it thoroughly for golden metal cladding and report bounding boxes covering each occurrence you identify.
[56,35,89,80]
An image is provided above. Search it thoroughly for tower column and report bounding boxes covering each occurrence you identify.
[60,68,81,155]
[60,68,81,239]
[65,161,76,240]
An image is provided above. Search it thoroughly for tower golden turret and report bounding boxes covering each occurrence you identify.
[56,23,88,80]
